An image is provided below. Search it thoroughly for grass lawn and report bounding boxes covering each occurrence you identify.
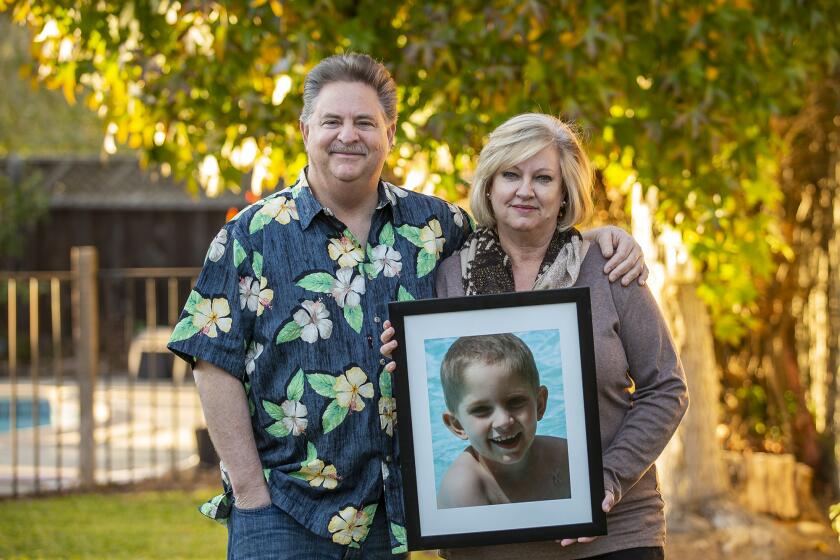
[1,486,439,559]
[2,487,227,559]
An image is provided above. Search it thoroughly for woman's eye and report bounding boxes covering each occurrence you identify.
[501,171,519,180]
[536,175,554,183]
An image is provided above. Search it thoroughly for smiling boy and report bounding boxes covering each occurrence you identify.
[437,333,571,509]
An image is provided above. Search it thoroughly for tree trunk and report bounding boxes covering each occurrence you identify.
[630,185,727,510]
[827,113,840,495]
[659,282,728,510]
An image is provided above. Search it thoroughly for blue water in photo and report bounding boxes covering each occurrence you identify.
[0,398,52,433]
[425,329,565,492]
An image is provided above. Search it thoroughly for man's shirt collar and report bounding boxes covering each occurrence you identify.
[291,167,399,231]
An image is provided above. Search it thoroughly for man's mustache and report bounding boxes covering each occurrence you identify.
[329,142,367,155]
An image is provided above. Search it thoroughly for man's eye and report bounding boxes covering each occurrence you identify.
[358,121,375,128]
[469,407,491,417]
[323,120,340,126]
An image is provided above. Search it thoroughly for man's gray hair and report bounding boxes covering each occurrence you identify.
[300,53,398,124]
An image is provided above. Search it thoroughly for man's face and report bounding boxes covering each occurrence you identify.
[300,81,395,188]
[443,360,548,466]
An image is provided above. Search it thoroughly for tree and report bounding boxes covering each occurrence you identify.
[716,78,840,483]
[0,14,101,155]
[3,0,839,341]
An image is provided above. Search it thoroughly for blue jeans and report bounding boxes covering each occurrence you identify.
[228,502,405,560]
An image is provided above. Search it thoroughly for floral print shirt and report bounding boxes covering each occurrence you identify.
[168,169,470,553]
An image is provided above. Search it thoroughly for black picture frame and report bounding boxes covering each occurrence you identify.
[388,287,605,551]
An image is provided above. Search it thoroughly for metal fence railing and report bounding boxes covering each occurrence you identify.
[0,247,204,497]
[1,270,72,497]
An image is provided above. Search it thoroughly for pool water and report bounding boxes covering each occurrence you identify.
[0,398,52,433]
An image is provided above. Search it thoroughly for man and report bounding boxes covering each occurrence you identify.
[168,53,646,559]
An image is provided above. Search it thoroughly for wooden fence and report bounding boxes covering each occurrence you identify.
[0,247,204,497]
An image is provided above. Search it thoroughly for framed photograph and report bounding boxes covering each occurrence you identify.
[388,288,605,551]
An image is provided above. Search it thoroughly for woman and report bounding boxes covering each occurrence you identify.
[382,113,688,560]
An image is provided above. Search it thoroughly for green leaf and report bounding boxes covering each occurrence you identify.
[342,227,360,246]
[248,211,273,234]
[266,421,291,437]
[304,442,318,465]
[199,502,217,518]
[362,502,378,520]
[379,370,392,398]
[390,522,407,545]
[233,239,247,267]
[262,399,286,421]
[252,251,263,279]
[416,249,438,278]
[296,272,335,293]
[343,305,363,333]
[210,493,227,507]
[184,290,203,314]
[360,261,377,279]
[289,470,310,482]
[169,316,200,342]
[248,398,255,416]
[392,545,408,554]
[396,224,424,247]
[348,542,360,549]
[287,369,305,401]
[379,222,395,246]
[307,373,338,398]
[275,320,302,344]
[397,286,415,302]
[263,468,271,481]
[321,399,349,434]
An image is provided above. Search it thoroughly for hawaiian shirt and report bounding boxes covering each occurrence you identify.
[167,169,470,554]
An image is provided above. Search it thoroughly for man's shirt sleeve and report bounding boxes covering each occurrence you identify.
[167,221,257,380]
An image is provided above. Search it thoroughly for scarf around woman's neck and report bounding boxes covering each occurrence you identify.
[460,226,583,295]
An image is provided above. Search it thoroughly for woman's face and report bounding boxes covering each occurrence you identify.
[488,145,565,240]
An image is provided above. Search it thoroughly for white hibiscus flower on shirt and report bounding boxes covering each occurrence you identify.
[206,229,228,262]
[239,276,260,311]
[293,300,333,343]
[280,400,308,436]
[370,245,402,278]
[331,268,365,308]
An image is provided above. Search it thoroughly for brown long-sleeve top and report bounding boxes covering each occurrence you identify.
[436,246,689,559]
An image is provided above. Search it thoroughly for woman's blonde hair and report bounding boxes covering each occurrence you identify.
[469,113,594,230]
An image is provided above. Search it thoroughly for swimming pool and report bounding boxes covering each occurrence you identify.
[0,397,52,433]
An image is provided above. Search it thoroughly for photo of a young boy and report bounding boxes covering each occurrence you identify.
[437,333,571,509]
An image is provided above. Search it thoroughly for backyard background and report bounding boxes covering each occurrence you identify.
[2,1,840,558]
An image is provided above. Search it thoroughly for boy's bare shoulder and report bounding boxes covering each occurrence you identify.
[536,435,569,449]
[437,449,490,509]
[534,435,569,458]
[534,436,572,499]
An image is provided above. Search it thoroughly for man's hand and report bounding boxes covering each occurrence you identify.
[232,483,272,510]
[556,491,615,547]
[585,226,648,286]
[380,320,398,374]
